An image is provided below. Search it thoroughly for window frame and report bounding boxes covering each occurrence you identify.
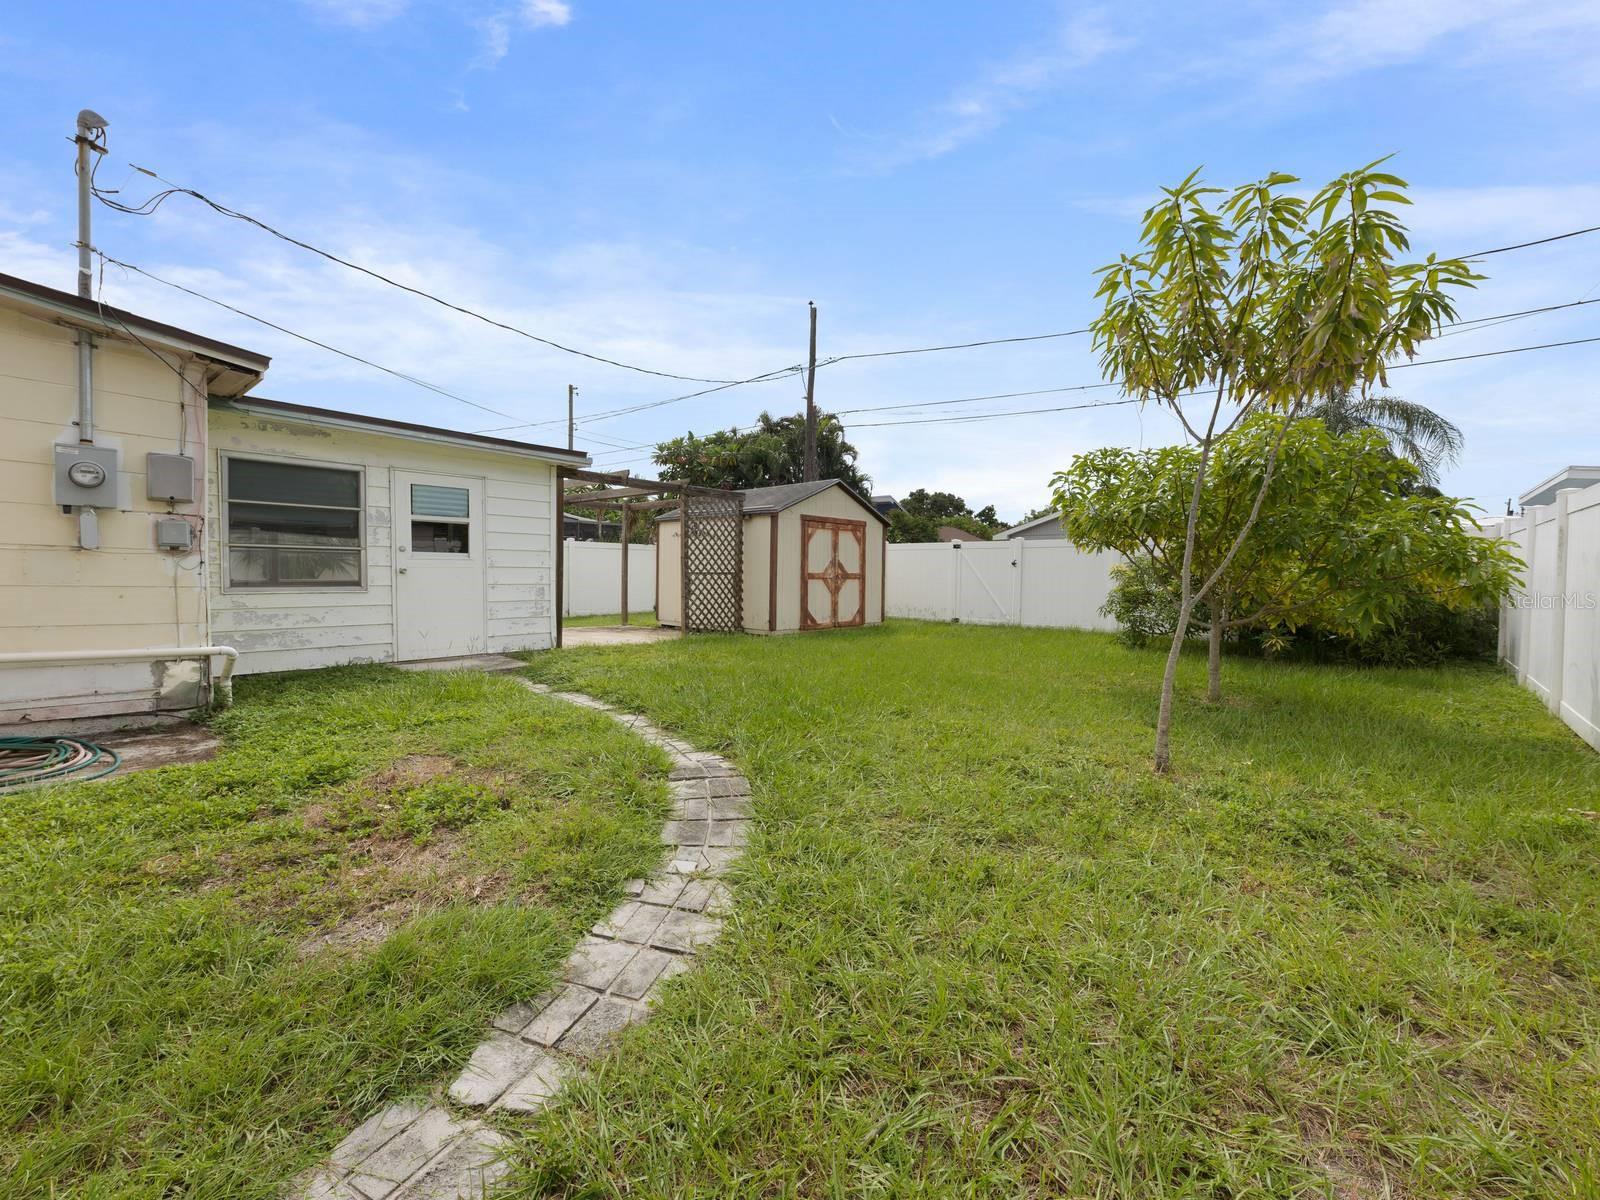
[221,452,368,593]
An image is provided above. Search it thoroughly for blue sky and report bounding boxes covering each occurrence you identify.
[4,0,1598,518]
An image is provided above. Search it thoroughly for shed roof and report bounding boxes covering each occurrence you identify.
[657,479,888,523]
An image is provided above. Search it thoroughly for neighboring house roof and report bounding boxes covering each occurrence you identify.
[214,396,592,466]
[0,270,270,396]
[936,524,981,541]
[657,478,888,523]
[998,513,1062,538]
[1518,465,1600,509]
[871,493,900,515]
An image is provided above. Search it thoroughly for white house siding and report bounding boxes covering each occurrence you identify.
[0,304,212,723]
[207,407,558,675]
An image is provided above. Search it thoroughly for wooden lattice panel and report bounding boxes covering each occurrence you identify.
[800,516,866,630]
[681,493,744,633]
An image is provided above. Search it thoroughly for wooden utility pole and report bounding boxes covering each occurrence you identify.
[567,384,576,450]
[802,301,818,481]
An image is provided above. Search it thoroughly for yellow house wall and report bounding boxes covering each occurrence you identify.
[0,304,211,724]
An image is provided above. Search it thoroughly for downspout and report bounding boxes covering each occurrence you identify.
[75,108,108,441]
[76,329,94,443]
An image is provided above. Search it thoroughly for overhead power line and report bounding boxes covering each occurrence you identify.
[472,364,806,435]
[94,252,530,425]
[1464,225,1600,259]
[591,306,1600,446]
[599,327,1600,445]
[793,225,1600,370]
[95,164,748,385]
[818,327,1092,365]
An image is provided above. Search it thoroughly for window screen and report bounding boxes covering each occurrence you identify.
[226,458,362,587]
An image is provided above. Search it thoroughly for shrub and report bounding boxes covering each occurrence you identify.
[1104,553,1498,665]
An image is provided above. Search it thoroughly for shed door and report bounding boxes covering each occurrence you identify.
[800,516,866,630]
[394,471,486,660]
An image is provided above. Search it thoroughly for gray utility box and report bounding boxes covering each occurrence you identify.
[53,443,120,508]
[155,517,194,550]
[146,452,197,503]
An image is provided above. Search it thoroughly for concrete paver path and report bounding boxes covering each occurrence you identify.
[290,678,746,1200]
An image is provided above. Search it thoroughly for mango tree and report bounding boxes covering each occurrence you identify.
[1074,162,1480,771]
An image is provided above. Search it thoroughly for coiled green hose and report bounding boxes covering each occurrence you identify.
[0,736,122,791]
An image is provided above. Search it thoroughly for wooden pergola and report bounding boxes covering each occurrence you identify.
[557,468,743,646]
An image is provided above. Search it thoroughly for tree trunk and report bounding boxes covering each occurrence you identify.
[1153,604,1192,773]
[1206,613,1223,704]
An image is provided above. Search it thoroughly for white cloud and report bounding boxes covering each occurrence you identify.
[522,0,572,29]
[1248,0,1600,91]
[856,8,1126,169]
[476,0,572,66]
[300,0,408,30]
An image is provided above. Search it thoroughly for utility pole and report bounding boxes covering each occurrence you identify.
[802,301,818,482]
[567,384,576,450]
[74,109,108,298]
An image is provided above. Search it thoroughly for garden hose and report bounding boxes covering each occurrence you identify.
[0,736,122,791]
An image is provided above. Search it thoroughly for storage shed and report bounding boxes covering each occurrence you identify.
[656,480,886,633]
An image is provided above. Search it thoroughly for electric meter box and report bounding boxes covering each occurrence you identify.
[53,443,120,507]
[146,452,196,503]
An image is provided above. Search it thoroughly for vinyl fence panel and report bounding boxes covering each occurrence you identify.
[1494,482,1600,751]
[884,538,1119,632]
[562,539,656,617]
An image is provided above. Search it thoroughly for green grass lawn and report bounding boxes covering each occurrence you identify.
[513,620,1600,1198]
[0,666,667,1199]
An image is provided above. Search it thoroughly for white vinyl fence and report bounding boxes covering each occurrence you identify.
[563,539,656,617]
[885,539,1120,632]
[1491,483,1600,751]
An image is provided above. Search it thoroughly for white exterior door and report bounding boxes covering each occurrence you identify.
[394,470,486,660]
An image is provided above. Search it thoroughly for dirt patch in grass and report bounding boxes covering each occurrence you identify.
[1299,1108,1404,1199]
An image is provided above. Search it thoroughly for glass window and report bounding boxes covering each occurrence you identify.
[410,484,470,554]
[411,520,470,554]
[226,458,363,588]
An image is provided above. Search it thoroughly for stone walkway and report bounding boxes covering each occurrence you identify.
[292,679,747,1200]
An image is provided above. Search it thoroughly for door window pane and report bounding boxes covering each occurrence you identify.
[412,521,470,553]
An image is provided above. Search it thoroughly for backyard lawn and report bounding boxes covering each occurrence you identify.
[0,667,668,1198]
[512,621,1600,1198]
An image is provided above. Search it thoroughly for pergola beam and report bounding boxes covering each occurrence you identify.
[562,467,727,498]
[563,497,681,512]
[561,485,661,504]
